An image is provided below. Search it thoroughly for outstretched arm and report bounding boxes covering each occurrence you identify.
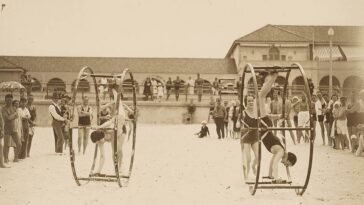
[259,72,278,99]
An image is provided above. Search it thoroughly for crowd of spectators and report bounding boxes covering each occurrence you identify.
[0,94,37,168]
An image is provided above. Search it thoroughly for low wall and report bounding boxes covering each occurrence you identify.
[1,100,213,127]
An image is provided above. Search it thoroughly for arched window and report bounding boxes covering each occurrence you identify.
[343,76,363,97]
[31,77,42,92]
[47,78,66,92]
[319,75,340,94]
[269,46,280,60]
[202,79,212,94]
[122,79,139,93]
[291,76,305,97]
[71,79,90,92]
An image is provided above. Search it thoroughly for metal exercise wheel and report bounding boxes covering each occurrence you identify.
[239,63,314,196]
[69,66,137,187]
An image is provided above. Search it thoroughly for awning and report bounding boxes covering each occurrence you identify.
[313,46,343,61]
[340,46,364,61]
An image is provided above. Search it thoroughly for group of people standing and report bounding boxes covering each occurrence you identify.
[0,94,36,168]
[48,93,93,156]
[205,97,241,139]
[143,74,206,102]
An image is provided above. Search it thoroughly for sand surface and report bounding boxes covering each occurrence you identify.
[1,123,363,205]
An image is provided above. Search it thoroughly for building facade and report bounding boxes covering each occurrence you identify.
[226,24,364,96]
[1,24,364,99]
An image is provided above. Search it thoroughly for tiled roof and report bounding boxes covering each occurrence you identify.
[226,24,364,57]
[0,56,237,74]
[0,57,24,70]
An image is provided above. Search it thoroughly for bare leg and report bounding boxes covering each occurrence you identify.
[319,121,325,145]
[83,128,90,154]
[251,142,259,176]
[242,143,251,180]
[270,146,284,179]
[78,128,84,154]
[95,142,105,174]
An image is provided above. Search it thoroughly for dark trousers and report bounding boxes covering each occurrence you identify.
[27,133,33,157]
[52,122,65,153]
[19,121,29,159]
[175,90,180,101]
[215,117,225,139]
[53,128,58,152]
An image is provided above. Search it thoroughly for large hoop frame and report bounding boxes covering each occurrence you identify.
[239,63,314,196]
[69,66,137,187]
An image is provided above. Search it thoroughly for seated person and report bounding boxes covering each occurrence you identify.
[195,120,210,138]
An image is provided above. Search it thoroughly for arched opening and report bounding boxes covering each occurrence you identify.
[202,79,212,94]
[31,77,42,92]
[319,75,340,95]
[343,76,363,97]
[269,46,280,60]
[291,76,305,97]
[47,78,66,99]
[47,78,66,92]
[71,79,90,92]
[275,75,286,86]
[123,79,139,93]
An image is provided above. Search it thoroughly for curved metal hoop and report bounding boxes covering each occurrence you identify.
[69,66,100,186]
[69,67,137,188]
[240,63,313,196]
[113,68,138,187]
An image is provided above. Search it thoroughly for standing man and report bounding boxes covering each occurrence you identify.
[270,88,282,134]
[77,96,92,154]
[195,73,204,102]
[213,98,226,139]
[236,77,242,100]
[26,95,37,157]
[174,76,182,101]
[212,78,219,96]
[165,77,173,101]
[2,94,22,162]
[49,93,67,154]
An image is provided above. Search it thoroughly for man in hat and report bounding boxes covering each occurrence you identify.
[49,92,67,154]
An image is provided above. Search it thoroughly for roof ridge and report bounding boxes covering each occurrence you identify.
[271,25,310,41]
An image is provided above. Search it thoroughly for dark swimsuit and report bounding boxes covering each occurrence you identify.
[242,111,284,152]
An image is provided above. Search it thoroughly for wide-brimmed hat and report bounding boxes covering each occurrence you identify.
[201,120,207,124]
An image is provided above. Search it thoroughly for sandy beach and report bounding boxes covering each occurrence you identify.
[0,123,363,205]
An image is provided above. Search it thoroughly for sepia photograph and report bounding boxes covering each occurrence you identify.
[0,0,364,204]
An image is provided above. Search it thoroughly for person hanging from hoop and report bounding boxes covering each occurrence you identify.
[89,88,134,176]
[241,70,297,182]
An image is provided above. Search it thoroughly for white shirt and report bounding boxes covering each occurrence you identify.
[315,100,323,115]
[48,103,65,121]
[18,107,31,119]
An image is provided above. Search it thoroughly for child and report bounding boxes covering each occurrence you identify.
[157,83,164,102]
[195,121,210,138]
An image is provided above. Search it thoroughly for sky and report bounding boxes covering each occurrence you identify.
[0,0,363,58]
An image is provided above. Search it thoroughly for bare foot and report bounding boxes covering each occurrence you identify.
[0,164,10,168]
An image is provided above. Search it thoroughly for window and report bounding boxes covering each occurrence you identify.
[262,55,268,61]
[269,46,280,60]
[281,55,286,61]
[288,56,293,61]
[243,56,247,60]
